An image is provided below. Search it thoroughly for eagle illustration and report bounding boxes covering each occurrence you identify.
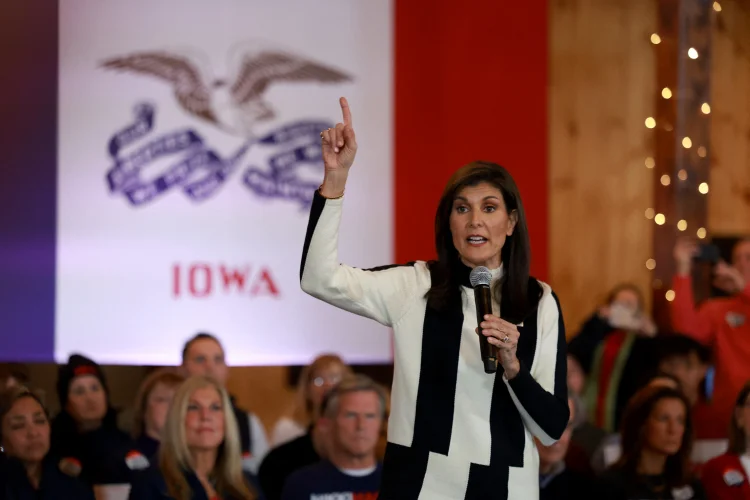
[101,50,352,137]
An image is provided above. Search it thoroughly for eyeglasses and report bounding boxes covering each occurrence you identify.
[312,374,342,387]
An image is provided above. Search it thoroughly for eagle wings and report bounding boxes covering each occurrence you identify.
[101,50,351,128]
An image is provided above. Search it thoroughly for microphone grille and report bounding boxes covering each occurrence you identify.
[469,266,492,287]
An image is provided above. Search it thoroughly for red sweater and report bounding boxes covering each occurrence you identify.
[701,453,750,500]
[670,275,750,438]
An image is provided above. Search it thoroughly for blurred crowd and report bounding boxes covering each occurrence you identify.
[1,237,749,500]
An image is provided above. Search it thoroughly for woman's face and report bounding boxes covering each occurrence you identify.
[1,396,50,463]
[184,386,225,451]
[145,382,177,439]
[308,363,347,410]
[449,182,516,270]
[643,397,686,457]
[66,375,107,424]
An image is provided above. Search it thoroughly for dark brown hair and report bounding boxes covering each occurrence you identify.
[0,386,47,443]
[426,161,540,323]
[614,385,693,489]
[728,380,750,454]
[181,332,223,362]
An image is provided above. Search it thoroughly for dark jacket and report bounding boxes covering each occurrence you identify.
[568,314,658,432]
[128,464,264,500]
[49,410,148,485]
[134,434,160,461]
[600,467,707,500]
[257,431,319,500]
[0,454,95,500]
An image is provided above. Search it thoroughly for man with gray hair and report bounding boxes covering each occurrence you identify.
[281,374,386,500]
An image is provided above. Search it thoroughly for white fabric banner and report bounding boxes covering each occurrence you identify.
[57,0,393,365]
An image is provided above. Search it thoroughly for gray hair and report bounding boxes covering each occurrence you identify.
[321,374,388,419]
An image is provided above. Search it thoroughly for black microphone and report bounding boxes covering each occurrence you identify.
[469,266,497,374]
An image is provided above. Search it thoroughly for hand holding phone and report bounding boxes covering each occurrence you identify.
[695,243,721,264]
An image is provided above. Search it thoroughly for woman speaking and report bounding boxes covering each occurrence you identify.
[300,98,569,500]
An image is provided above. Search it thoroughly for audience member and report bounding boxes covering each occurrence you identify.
[671,238,750,437]
[258,408,328,500]
[538,397,601,499]
[653,335,722,448]
[569,283,659,432]
[600,385,706,499]
[271,354,351,447]
[592,373,681,474]
[131,368,186,460]
[127,375,262,500]
[567,355,607,461]
[0,385,94,499]
[49,354,147,485]
[181,333,269,474]
[280,374,384,500]
[700,381,750,499]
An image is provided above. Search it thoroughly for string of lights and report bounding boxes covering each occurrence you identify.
[644,1,721,306]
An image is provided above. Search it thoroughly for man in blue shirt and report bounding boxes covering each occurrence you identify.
[281,374,386,500]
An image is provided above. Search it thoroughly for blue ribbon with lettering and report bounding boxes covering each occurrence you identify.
[243,121,331,207]
[105,106,331,207]
[106,104,247,206]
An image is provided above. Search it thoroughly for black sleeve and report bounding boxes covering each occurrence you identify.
[568,313,613,373]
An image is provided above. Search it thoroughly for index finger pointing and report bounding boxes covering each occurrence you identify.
[340,97,352,126]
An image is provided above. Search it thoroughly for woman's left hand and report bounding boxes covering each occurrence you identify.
[479,314,521,379]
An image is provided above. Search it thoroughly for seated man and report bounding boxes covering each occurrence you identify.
[537,398,601,499]
[280,374,385,500]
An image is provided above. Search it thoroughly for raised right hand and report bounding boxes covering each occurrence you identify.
[321,97,357,175]
[674,238,698,275]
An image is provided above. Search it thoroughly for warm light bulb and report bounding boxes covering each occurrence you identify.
[662,87,673,99]
[655,213,666,225]
[661,174,671,186]
[645,208,655,219]
[645,157,655,169]
[665,290,676,301]
[645,117,656,129]
[646,259,656,270]
[651,33,662,44]
[697,227,707,239]
[682,137,693,148]
[713,1,722,12]
[688,48,699,59]
[701,103,711,114]
[699,182,709,194]
[678,169,688,180]
[677,220,688,231]
[697,146,707,158]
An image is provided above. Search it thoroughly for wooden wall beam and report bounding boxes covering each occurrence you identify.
[652,0,714,331]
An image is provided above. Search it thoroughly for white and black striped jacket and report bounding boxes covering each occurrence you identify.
[300,191,569,500]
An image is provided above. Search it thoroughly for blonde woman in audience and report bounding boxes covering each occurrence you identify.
[128,375,262,500]
[271,354,351,447]
[132,368,186,459]
[0,385,94,499]
[181,333,269,474]
[700,381,750,499]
